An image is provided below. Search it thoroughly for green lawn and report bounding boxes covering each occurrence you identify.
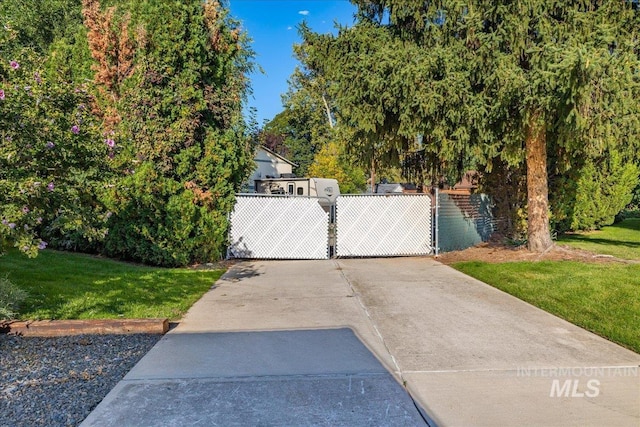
[453,261,640,354]
[0,250,224,320]
[558,218,640,260]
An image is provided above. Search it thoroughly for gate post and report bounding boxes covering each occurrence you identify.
[434,188,439,257]
[329,202,336,258]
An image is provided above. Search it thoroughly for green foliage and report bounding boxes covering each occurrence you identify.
[0,0,255,266]
[0,275,27,320]
[260,107,323,177]
[0,0,91,82]
[299,18,479,183]
[559,218,640,260]
[260,64,336,177]
[0,249,223,320]
[551,152,639,231]
[630,184,640,210]
[308,140,367,193]
[300,1,640,238]
[0,32,109,256]
[0,0,84,55]
[264,41,370,193]
[94,0,254,266]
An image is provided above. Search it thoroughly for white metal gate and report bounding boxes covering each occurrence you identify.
[228,194,432,259]
[335,194,432,257]
[228,195,329,259]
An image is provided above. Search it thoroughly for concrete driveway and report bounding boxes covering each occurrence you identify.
[83,258,640,426]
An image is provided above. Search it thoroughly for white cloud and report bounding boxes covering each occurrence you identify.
[287,26,293,30]
[298,10,310,16]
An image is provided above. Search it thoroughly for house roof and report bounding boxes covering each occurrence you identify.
[257,145,298,167]
[375,183,418,194]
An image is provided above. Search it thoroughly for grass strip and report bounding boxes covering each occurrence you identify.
[0,250,223,320]
[558,218,640,260]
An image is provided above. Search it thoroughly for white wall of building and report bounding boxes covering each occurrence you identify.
[246,147,296,192]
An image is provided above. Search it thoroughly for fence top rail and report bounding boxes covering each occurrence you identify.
[236,193,325,200]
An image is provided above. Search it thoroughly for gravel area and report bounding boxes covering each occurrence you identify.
[0,334,161,427]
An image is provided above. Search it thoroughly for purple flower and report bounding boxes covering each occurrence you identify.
[1,219,7,226]
[107,151,115,159]
[38,241,48,250]
[105,138,115,148]
[47,182,54,192]
[10,60,19,70]
[71,125,80,134]
[36,217,43,224]
[22,206,29,213]
[8,222,16,229]
[0,89,4,100]
[45,141,55,149]
[34,72,42,84]
[5,136,11,142]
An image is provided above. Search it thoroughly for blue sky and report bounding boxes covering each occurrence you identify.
[228,1,357,126]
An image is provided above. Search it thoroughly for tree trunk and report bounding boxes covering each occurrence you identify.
[370,154,375,193]
[525,111,553,252]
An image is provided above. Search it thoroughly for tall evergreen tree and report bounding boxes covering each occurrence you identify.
[301,1,640,251]
[83,0,254,266]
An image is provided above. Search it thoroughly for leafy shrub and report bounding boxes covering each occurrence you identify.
[104,163,221,267]
[0,275,27,320]
[0,31,110,256]
[1,1,254,266]
[551,151,638,232]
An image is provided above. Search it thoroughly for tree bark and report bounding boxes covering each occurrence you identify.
[525,111,553,252]
[321,94,334,128]
[370,154,375,193]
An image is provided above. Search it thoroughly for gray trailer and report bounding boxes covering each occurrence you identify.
[254,177,340,208]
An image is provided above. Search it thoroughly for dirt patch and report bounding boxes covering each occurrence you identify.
[436,242,628,265]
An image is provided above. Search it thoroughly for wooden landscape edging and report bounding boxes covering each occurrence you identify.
[0,318,169,336]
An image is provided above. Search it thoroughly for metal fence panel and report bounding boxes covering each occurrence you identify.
[335,195,432,257]
[229,195,329,259]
